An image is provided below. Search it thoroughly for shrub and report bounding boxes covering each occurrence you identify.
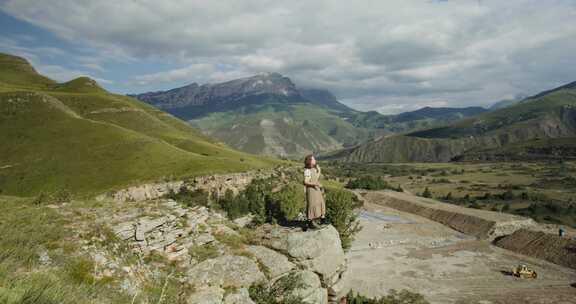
[267,182,305,223]
[217,189,250,220]
[244,178,275,223]
[188,243,219,262]
[32,189,73,205]
[345,176,401,191]
[346,289,429,304]
[421,187,432,198]
[249,272,304,304]
[166,187,209,208]
[325,188,362,250]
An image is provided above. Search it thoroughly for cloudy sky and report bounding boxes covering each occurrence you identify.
[1,0,575,113]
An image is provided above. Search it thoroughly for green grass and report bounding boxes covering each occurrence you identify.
[0,194,198,303]
[324,161,576,227]
[0,195,131,303]
[0,53,282,197]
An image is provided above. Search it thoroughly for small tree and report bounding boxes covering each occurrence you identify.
[421,187,432,198]
[325,188,362,250]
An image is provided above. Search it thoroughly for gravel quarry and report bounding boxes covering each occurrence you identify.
[342,191,576,304]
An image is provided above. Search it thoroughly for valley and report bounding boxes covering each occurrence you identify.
[346,195,576,304]
[324,161,576,228]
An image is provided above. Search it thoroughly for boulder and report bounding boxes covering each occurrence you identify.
[247,245,295,278]
[187,255,265,288]
[303,288,328,304]
[265,225,346,283]
[287,270,327,304]
[187,286,224,304]
[223,288,255,304]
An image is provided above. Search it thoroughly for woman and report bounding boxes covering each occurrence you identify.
[303,154,326,230]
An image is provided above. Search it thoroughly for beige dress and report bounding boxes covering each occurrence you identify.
[304,165,326,220]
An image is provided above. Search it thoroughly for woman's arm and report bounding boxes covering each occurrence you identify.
[303,169,320,189]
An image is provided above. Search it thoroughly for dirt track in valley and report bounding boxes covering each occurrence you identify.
[342,191,576,304]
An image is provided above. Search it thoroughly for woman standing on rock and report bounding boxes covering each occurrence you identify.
[303,154,326,230]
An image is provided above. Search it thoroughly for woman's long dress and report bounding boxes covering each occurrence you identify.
[304,165,326,220]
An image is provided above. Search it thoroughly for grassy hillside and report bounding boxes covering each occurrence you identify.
[0,53,280,197]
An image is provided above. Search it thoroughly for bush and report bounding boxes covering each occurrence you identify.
[421,187,432,198]
[267,182,305,223]
[244,178,275,223]
[345,176,401,191]
[217,189,250,220]
[32,189,73,205]
[325,188,362,250]
[165,187,209,208]
[188,243,219,262]
[346,289,429,304]
[249,272,304,304]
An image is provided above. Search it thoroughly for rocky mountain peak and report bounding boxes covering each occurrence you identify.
[130,72,301,110]
[212,72,299,97]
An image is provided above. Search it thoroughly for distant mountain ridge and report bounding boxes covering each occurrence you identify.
[325,80,576,163]
[130,73,307,116]
[132,74,489,157]
[490,94,528,110]
[392,106,487,123]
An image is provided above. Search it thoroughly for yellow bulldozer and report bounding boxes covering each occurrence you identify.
[512,264,537,279]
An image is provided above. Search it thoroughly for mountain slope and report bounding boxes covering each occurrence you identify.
[490,94,528,110]
[132,74,381,157]
[0,53,278,196]
[326,81,576,162]
[132,74,488,158]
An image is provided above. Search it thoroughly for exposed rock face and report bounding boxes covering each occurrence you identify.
[246,245,295,278]
[187,255,265,288]
[223,288,255,304]
[257,225,350,303]
[103,197,348,304]
[96,168,280,203]
[187,286,225,304]
[131,73,300,111]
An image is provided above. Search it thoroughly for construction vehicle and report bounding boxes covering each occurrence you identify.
[512,264,537,279]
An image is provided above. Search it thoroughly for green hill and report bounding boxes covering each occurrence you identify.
[0,53,279,197]
[325,81,576,162]
[0,53,55,89]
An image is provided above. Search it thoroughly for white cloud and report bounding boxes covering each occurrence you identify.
[2,0,576,110]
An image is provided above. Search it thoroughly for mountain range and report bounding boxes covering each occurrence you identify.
[0,53,278,196]
[131,74,486,157]
[324,81,576,162]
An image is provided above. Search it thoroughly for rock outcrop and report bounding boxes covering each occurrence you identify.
[187,255,265,288]
[97,169,280,203]
[101,197,348,304]
[256,224,350,303]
